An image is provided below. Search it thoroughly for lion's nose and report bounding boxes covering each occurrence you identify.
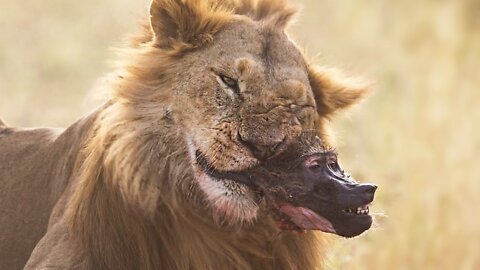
[237,129,286,160]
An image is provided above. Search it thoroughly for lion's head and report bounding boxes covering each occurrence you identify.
[79,0,375,239]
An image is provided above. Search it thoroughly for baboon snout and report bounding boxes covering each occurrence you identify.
[353,184,377,202]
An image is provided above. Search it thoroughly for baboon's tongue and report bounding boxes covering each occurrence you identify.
[278,203,336,233]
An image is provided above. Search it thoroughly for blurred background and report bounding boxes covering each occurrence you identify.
[0,0,479,269]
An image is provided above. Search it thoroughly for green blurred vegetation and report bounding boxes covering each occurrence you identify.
[1,1,479,269]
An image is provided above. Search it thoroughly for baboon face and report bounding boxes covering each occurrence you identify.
[197,133,377,238]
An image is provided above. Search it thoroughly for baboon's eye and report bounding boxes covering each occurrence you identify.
[218,74,240,95]
[306,160,322,171]
[327,159,348,177]
[327,159,340,172]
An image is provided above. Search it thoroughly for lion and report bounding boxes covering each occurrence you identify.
[0,0,377,269]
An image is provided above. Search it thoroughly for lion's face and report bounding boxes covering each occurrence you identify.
[164,20,317,222]
[114,0,373,235]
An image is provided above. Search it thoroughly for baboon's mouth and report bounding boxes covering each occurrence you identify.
[268,200,372,235]
[343,204,370,215]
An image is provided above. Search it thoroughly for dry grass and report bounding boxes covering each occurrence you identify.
[1,0,479,269]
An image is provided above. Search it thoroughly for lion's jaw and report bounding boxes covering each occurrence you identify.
[186,136,260,224]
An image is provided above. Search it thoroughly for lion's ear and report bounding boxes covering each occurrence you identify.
[233,0,298,29]
[149,0,231,50]
[308,66,371,117]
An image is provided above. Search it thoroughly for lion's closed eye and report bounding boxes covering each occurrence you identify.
[217,74,241,96]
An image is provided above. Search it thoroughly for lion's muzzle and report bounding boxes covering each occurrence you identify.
[238,111,302,160]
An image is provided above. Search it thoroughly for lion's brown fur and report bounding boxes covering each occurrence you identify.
[0,0,369,269]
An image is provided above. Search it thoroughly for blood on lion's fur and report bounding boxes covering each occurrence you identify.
[0,0,369,269]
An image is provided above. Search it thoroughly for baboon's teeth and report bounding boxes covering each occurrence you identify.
[344,204,370,215]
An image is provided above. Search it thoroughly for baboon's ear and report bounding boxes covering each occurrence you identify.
[308,66,371,117]
[149,0,231,50]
